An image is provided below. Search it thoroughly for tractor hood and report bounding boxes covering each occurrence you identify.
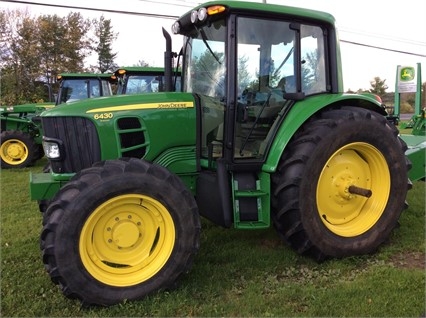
[39,92,198,174]
[41,92,195,117]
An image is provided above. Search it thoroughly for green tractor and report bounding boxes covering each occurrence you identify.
[0,73,115,168]
[31,1,411,306]
[1,102,54,168]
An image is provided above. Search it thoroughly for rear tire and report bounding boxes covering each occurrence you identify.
[41,158,201,306]
[0,130,39,168]
[271,106,410,260]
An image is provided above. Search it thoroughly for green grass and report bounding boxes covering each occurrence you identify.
[1,158,425,317]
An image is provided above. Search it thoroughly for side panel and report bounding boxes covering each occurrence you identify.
[85,93,198,164]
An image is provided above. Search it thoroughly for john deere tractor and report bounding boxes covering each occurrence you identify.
[1,73,115,168]
[30,1,411,306]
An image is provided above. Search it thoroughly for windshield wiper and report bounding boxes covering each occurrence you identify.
[198,27,222,65]
[273,46,294,78]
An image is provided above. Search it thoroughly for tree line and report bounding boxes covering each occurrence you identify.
[360,77,425,113]
[1,8,423,111]
[0,9,118,106]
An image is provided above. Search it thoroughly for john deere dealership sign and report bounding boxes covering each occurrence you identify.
[394,63,422,117]
[397,65,417,93]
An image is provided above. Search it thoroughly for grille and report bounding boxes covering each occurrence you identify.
[42,117,101,173]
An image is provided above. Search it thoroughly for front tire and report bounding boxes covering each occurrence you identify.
[0,130,40,168]
[41,158,201,306]
[271,106,410,260]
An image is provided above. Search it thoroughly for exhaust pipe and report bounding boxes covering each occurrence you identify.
[162,27,173,92]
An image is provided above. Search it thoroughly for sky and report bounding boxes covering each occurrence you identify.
[2,0,426,91]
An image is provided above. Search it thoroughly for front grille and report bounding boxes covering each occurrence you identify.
[42,117,101,173]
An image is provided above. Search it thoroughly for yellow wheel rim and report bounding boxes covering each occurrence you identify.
[0,139,29,165]
[79,194,175,286]
[317,142,390,237]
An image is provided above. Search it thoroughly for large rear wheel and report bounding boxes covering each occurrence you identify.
[0,130,40,168]
[271,106,410,260]
[41,158,201,306]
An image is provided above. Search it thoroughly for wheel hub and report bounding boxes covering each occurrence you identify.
[317,143,389,237]
[7,143,24,158]
[104,213,143,249]
[1,139,29,165]
[318,149,370,225]
[333,173,356,202]
[111,222,140,248]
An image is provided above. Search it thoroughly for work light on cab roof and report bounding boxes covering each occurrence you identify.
[172,4,226,34]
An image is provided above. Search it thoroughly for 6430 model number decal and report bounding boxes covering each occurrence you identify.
[93,112,113,120]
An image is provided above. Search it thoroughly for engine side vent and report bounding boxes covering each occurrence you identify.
[117,117,147,159]
[117,117,141,130]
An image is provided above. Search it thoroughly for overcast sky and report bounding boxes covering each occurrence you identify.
[2,0,426,91]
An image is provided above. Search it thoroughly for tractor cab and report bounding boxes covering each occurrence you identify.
[56,73,115,105]
[114,66,181,95]
[171,2,334,227]
[173,3,330,164]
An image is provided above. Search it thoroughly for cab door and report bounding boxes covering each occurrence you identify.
[220,16,297,229]
[195,14,326,229]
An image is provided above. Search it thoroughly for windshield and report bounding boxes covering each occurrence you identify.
[57,78,112,105]
[117,75,162,95]
[184,19,227,156]
[184,19,226,99]
[117,74,181,94]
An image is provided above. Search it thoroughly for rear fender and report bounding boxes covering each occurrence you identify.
[263,93,385,172]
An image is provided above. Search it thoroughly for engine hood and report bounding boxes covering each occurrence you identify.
[40,92,195,117]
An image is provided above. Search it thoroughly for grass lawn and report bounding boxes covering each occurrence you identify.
[1,157,425,317]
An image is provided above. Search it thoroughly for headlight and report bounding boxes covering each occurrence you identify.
[42,138,63,160]
[197,8,207,22]
[190,10,198,23]
[171,21,180,34]
[1,106,14,112]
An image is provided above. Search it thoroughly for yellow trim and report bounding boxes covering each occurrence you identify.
[86,101,194,113]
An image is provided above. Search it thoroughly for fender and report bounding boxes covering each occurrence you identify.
[263,93,386,172]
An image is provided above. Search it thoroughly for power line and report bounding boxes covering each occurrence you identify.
[1,0,180,19]
[339,28,426,47]
[2,0,426,57]
[341,40,426,57]
[136,0,199,8]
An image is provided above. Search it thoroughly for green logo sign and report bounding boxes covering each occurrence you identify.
[399,67,415,82]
